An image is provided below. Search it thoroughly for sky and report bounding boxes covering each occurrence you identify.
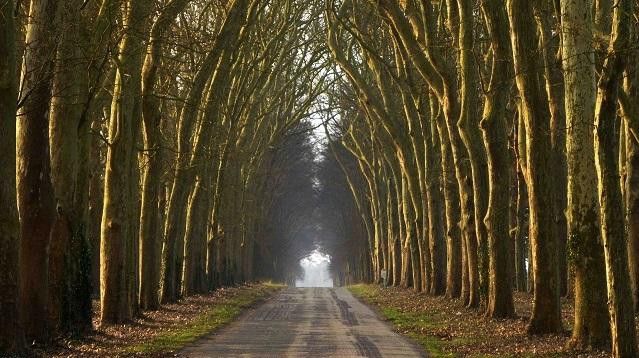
[295,250,334,287]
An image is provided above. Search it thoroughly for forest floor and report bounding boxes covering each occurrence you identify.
[349,284,617,358]
[28,282,284,357]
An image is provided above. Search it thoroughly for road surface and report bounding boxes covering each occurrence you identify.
[180,287,426,357]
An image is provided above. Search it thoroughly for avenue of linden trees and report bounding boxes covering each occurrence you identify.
[1,0,639,357]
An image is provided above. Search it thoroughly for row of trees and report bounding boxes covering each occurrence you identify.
[321,0,638,356]
[0,0,329,353]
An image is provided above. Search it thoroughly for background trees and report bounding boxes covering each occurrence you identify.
[0,0,330,351]
[1,0,639,356]
[321,0,638,356]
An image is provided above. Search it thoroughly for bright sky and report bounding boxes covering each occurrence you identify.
[296,250,333,287]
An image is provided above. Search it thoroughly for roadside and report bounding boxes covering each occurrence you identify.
[349,284,611,358]
[28,282,283,357]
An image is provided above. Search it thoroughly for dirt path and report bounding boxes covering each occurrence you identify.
[180,287,426,357]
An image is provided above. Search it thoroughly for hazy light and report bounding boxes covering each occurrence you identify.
[295,250,333,287]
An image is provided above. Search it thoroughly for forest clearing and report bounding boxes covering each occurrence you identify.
[1,0,639,357]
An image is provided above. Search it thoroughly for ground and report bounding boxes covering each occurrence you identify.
[349,284,614,358]
[29,283,282,357]
[23,282,634,357]
[180,287,425,357]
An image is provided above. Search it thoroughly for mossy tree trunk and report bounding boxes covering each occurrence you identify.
[560,0,610,348]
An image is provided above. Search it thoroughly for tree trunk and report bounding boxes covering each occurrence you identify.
[423,102,450,297]
[507,0,563,334]
[560,0,611,348]
[100,0,150,324]
[457,0,489,303]
[434,105,461,299]
[536,2,569,298]
[139,0,189,310]
[48,0,93,333]
[89,124,104,298]
[0,0,24,350]
[480,0,515,319]
[515,162,528,292]
[624,19,639,311]
[593,1,638,355]
[161,0,254,303]
[17,0,60,341]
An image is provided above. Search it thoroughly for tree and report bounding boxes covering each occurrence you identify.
[100,0,151,324]
[17,0,60,340]
[480,0,515,319]
[593,0,638,355]
[507,0,563,333]
[0,0,24,350]
[560,0,610,348]
[139,0,190,311]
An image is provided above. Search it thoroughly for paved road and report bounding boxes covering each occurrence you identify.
[180,287,426,357]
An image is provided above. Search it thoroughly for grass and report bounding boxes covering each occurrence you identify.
[127,282,284,354]
[349,284,469,358]
[348,284,594,358]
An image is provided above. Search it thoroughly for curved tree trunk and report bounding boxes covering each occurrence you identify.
[457,0,489,303]
[480,0,515,319]
[161,0,254,303]
[139,0,190,311]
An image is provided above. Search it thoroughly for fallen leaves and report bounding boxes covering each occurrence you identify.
[350,284,617,357]
[29,283,282,358]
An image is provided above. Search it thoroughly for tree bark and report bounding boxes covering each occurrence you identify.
[507,0,563,334]
[457,0,489,303]
[100,0,151,324]
[48,0,93,333]
[0,0,24,350]
[560,0,611,348]
[480,0,515,319]
[17,0,60,341]
[139,0,190,311]
[593,1,638,355]
[624,17,639,311]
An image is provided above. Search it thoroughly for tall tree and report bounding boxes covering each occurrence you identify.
[100,0,151,324]
[161,0,255,303]
[17,0,60,341]
[507,0,563,333]
[139,0,190,311]
[0,0,24,351]
[480,0,515,319]
[48,0,93,333]
[593,0,638,355]
[560,0,610,348]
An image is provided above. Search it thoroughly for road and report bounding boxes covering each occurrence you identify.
[180,287,426,357]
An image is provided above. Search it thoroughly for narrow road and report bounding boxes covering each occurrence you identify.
[180,287,426,357]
